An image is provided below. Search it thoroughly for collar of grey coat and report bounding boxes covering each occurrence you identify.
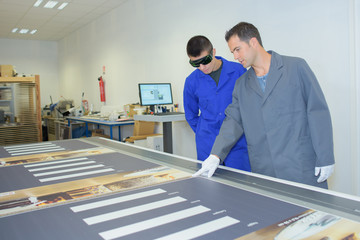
[247,51,284,104]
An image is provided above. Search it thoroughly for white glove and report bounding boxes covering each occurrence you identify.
[192,154,220,178]
[315,164,334,183]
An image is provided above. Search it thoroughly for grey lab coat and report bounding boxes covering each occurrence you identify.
[212,51,335,188]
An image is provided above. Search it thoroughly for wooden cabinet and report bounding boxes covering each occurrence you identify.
[0,83,15,123]
[0,76,42,145]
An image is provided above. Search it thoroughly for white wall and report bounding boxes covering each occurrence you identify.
[57,0,360,196]
[0,38,59,107]
[352,0,360,197]
[0,0,358,196]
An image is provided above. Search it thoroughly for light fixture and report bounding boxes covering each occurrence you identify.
[33,0,43,7]
[11,28,38,35]
[57,2,68,10]
[44,1,58,9]
[19,29,29,34]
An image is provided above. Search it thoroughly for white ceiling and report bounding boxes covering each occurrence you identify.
[0,0,128,41]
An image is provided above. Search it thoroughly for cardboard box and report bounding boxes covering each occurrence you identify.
[91,129,110,138]
[124,104,149,118]
[130,134,163,152]
[133,139,148,148]
[125,133,161,143]
[0,65,14,77]
[129,104,141,118]
[147,135,163,151]
[133,120,154,136]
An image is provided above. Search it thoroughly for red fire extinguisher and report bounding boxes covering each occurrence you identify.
[98,76,106,102]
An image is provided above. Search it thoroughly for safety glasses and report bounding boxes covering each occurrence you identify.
[189,53,213,67]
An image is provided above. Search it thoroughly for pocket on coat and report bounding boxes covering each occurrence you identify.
[199,99,216,120]
[199,99,208,109]
[298,137,316,170]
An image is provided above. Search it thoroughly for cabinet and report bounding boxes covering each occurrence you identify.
[0,83,15,123]
[0,75,42,145]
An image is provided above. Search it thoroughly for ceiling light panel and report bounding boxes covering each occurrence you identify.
[19,29,29,34]
[33,0,43,7]
[44,1,58,9]
[58,2,68,10]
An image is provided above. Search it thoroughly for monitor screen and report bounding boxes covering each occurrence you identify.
[138,83,173,106]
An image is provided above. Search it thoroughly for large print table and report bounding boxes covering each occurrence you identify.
[67,116,134,140]
[0,137,359,239]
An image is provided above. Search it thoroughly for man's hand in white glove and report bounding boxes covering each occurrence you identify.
[315,164,334,183]
[192,154,220,178]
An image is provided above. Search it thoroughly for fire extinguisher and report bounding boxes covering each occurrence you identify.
[98,76,106,102]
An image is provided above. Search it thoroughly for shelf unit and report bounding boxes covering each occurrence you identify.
[0,84,15,123]
[0,76,42,145]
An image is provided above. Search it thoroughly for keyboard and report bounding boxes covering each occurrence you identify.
[154,112,185,116]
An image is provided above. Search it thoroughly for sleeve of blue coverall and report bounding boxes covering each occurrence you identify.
[183,78,199,133]
[299,59,335,167]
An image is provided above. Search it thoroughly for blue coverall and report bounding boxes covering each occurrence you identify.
[183,56,250,171]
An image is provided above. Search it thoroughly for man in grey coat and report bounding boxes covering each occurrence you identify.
[193,22,335,189]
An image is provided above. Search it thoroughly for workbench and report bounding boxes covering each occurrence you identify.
[0,137,359,239]
[67,116,134,140]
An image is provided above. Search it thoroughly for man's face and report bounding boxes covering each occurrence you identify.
[228,35,254,69]
[189,49,216,75]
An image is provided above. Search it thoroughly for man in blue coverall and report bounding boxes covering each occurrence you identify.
[183,35,250,171]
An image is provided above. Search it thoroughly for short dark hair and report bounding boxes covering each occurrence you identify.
[186,35,213,57]
[225,22,263,47]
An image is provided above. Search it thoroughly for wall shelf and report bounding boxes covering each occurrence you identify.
[0,75,42,145]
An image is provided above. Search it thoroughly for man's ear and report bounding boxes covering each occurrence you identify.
[249,37,258,48]
[212,48,216,56]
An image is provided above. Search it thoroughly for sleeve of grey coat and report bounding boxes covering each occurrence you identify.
[299,59,335,167]
[211,82,244,163]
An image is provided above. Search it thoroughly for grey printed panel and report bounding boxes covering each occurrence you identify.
[0,152,159,192]
[0,139,98,158]
[0,177,307,240]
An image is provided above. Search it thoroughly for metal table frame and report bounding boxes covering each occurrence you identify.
[67,116,134,140]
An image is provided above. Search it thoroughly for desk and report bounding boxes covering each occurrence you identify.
[67,116,134,140]
[134,113,185,153]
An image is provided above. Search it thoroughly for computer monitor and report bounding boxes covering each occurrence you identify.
[138,83,173,108]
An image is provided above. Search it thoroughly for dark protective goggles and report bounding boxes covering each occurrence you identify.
[189,53,213,67]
